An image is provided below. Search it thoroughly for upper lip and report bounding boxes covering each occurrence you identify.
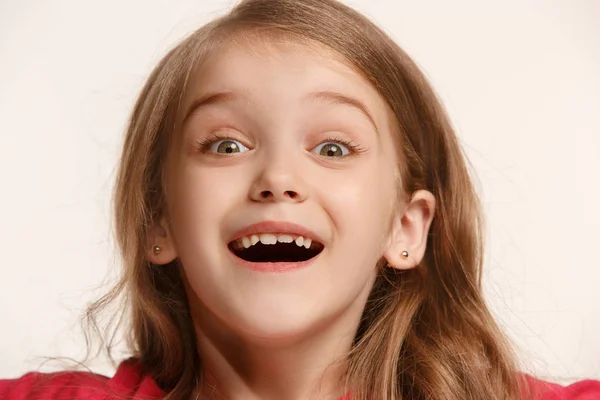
[229,221,324,244]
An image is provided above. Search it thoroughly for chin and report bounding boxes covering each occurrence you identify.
[224,297,330,345]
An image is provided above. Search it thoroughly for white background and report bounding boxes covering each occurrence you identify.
[1,0,599,384]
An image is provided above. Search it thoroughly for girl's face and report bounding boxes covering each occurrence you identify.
[160,39,405,342]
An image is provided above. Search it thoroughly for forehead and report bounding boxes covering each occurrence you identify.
[182,34,389,115]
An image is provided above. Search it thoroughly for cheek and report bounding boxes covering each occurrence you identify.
[328,159,394,213]
[167,164,248,241]
[321,162,396,257]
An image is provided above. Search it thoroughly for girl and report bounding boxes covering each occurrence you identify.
[1,0,599,399]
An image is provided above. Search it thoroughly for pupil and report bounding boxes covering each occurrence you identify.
[322,144,341,157]
[218,141,238,154]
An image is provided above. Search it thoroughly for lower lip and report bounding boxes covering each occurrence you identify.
[228,250,319,273]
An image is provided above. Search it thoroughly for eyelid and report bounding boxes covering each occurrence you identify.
[312,141,351,157]
[191,131,368,158]
[312,135,368,158]
[193,132,251,154]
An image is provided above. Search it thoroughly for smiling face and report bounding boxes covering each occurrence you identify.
[158,37,404,342]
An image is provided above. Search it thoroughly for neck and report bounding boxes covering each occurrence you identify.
[189,288,371,400]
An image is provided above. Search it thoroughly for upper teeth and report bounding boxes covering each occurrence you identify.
[239,234,313,249]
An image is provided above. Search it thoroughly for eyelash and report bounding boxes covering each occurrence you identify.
[194,133,237,153]
[194,133,367,156]
[321,135,368,156]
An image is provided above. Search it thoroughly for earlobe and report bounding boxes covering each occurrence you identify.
[384,248,416,270]
[146,218,178,265]
[383,190,436,270]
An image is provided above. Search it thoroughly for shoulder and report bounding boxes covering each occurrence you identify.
[524,374,600,399]
[0,358,164,400]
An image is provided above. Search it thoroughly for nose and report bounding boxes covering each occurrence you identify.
[249,154,307,203]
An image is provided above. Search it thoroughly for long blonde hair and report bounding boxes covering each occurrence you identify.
[86,0,533,398]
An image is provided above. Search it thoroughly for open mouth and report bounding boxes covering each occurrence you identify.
[228,234,324,263]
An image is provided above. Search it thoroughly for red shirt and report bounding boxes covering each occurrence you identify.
[1,358,599,399]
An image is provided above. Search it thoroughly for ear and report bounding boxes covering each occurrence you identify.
[383,190,436,270]
[146,216,178,265]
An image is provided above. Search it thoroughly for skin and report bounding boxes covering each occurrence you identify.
[147,37,436,400]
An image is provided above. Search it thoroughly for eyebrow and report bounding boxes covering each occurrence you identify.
[182,90,379,133]
[305,91,379,133]
[182,91,251,127]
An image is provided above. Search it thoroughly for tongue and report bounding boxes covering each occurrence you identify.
[233,242,316,262]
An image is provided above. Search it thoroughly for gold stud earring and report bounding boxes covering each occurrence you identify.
[401,250,409,259]
[153,245,161,255]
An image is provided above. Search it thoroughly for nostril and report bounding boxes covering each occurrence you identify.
[258,190,298,199]
[260,190,273,198]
